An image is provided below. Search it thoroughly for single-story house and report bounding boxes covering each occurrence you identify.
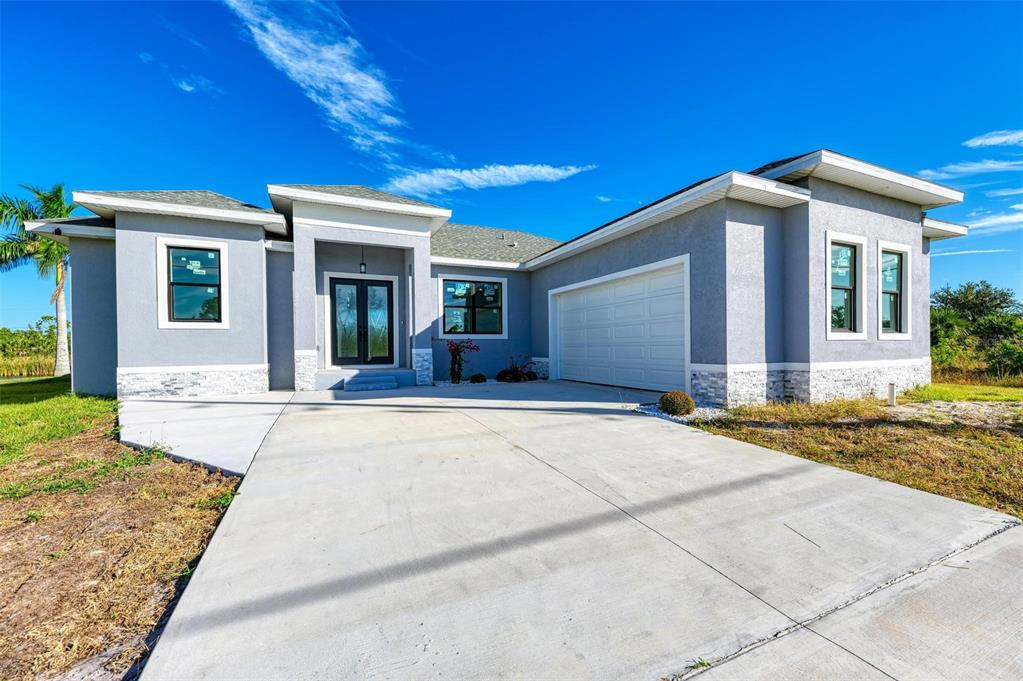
[28,149,968,406]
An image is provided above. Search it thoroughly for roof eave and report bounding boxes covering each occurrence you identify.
[72,191,288,235]
[922,217,969,241]
[757,150,964,209]
[25,219,115,244]
[523,172,810,270]
[266,185,452,226]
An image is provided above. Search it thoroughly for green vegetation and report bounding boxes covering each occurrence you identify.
[902,382,1023,403]
[0,376,115,467]
[659,390,696,416]
[931,281,1023,379]
[0,184,76,377]
[0,316,62,376]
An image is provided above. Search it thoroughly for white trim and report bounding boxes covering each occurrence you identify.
[756,150,964,209]
[524,172,809,269]
[293,215,430,238]
[156,236,231,330]
[73,192,287,233]
[267,185,451,220]
[436,272,509,340]
[25,220,115,243]
[321,271,401,369]
[264,240,295,253]
[117,363,268,374]
[430,256,525,270]
[825,230,867,341]
[689,357,930,372]
[547,254,691,394]
[295,349,318,356]
[876,240,913,341]
[922,217,968,240]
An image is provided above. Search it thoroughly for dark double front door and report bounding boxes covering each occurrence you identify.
[329,277,394,366]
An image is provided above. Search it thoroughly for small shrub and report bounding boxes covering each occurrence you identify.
[525,370,538,381]
[496,356,534,382]
[659,390,695,416]
[469,373,486,383]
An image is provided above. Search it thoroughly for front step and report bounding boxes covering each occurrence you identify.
[315,368,417,390]
[343,376,399,392]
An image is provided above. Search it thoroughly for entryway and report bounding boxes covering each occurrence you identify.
[328,275,396,366]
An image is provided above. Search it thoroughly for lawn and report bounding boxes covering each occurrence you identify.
[0,376,238,680]
[902,382,1023,402]
[696,392,1023,519]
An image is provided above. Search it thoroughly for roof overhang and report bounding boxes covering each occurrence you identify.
[73,191,288,235]
[267,185,452,233]
[524,172,810,269]
[429,256,525,270]
[25,220,115,244]
[756,150,964,210]
[922,217,968,240]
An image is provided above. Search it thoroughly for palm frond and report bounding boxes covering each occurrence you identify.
[0,238,34,271]
[0,194,40,236]
[0,183,75,278]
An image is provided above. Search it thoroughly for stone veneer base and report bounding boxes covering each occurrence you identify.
[294,351,318,391]
[690,359,931,407]
[117,365,269,399]
[413,349,433,386]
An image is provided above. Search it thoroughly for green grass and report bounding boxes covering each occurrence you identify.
[0,376,116,468]
[902,382,1023,403]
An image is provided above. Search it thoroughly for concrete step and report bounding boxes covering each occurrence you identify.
[344,376,399,392]
[316,369,417,390]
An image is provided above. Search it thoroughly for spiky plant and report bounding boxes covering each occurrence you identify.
[0,184,75,376]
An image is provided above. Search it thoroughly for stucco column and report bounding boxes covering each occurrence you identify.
[292,226,318,390]
[410,241,435,385]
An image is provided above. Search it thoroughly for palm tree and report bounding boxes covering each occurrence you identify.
[0,184,75,376]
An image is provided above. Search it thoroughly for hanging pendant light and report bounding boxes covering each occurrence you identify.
[359,246,367,274]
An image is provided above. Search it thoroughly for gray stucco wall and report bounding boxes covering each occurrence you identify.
[266,249,295,389]
[805,178,930,362]
[530,201,727,363]
[781,203,811,363]
[315,242,409,369]
[430,265,532,380]
[724,200,785,364]
[68,237,117,395]
[113,213,267,367]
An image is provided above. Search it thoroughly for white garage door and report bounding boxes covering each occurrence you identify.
[555,263,687,392]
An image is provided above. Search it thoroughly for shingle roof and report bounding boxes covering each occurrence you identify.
[431,223,561,263]
[274,184,441,209]
[78,190,275,214]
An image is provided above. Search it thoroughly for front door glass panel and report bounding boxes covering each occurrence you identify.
[330,278,394,365]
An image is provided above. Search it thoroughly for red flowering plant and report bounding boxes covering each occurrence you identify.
[444,338,480,384]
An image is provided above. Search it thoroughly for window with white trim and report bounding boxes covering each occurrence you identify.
[876,240,911,340]
[168,246,222,322]
[825,231,866,340]
[442,279,503,334]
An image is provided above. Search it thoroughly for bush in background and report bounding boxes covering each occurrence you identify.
[1,317,63,377]
[930,281,1023,380]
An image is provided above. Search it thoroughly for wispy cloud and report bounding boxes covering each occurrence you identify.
[967,210,1023,236]
[918,159,1023,180]
[963,129,1023,148]
[138,52,155,64]
[175,75,221,95]
[384,164,597,198]
[595,195,613,203]
[223,0,405,159]
[986,187,1023,198]
[932,248,1013,257]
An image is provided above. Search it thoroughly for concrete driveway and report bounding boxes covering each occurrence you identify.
[141,381,1022,680]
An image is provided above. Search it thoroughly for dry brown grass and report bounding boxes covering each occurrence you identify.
[0,425,238,680]
[698,399,1023,518]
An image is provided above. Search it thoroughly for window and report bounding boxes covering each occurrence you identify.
[441,278,504,335]
[880,251,903,333]
[877,240,911,340]
[825,231,866,341]
[156,237,229,329]
[830,242,857,332]
[168,247,222,321]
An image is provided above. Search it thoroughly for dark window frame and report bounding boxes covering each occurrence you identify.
[167,246,222,323]
[880,250,904,334]
[442,279,504,335]
[830,242,857,333]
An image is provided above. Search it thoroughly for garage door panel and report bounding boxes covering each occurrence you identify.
[556,263,687,392]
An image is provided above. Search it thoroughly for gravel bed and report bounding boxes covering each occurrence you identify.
[634,403,728,424]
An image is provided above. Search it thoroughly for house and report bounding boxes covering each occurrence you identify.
[27,149,968,406]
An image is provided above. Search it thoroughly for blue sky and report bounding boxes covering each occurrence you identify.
[2,1,1021,328]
